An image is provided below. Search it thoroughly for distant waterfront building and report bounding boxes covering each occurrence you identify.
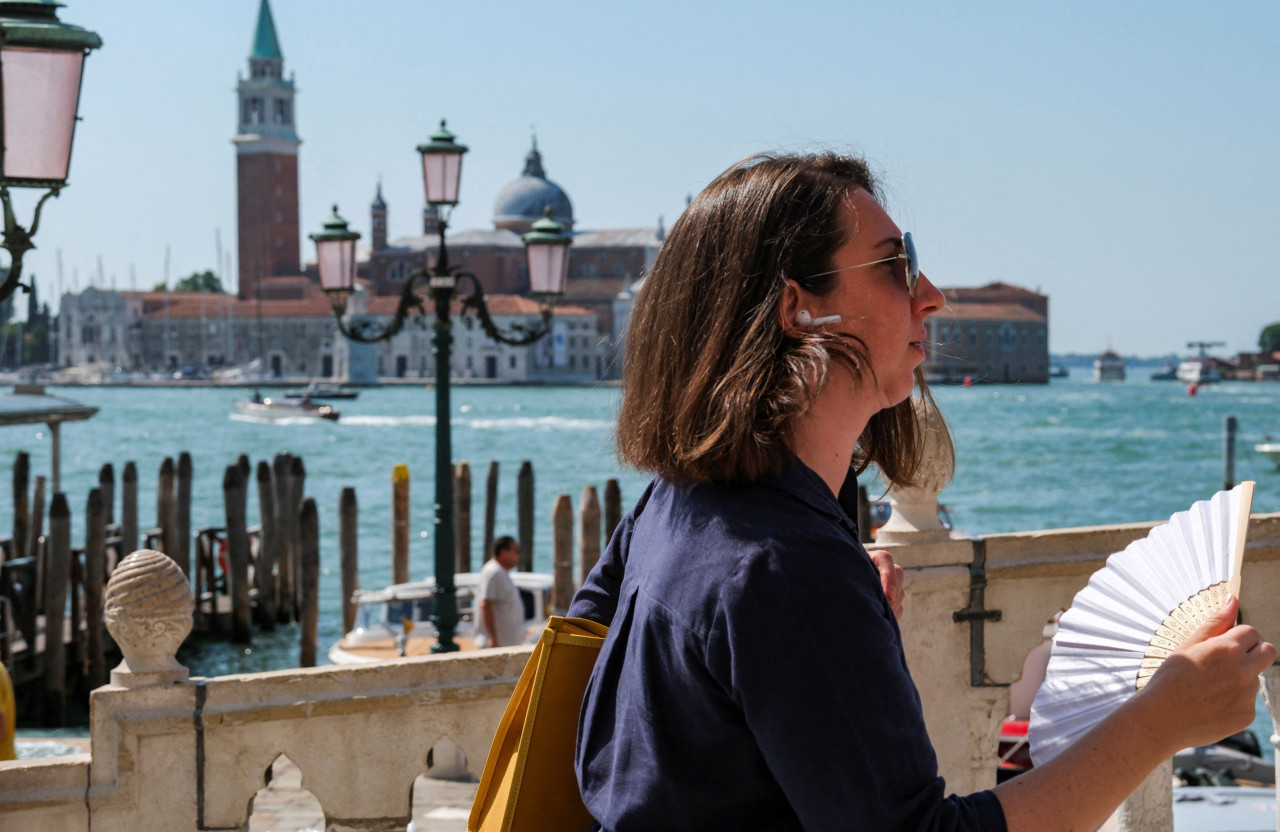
[925,282,1050,384]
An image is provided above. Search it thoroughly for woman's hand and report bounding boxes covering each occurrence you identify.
[867,550,905,619]
[1139,594,1275,752]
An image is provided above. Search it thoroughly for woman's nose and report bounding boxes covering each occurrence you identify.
[914,272,944,315]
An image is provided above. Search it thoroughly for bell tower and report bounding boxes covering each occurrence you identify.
[233,0,301,300]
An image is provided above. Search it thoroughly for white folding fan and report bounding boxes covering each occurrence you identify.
[1028,481,1255,766]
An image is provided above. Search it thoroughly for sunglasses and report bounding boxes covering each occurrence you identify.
[802,232,920,297]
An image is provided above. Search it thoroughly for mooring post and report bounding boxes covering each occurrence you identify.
[98,463,114,526]
[551,495,574,613]
[299,497,319,668]
[340,487,358,634]
[455,461,471,574]
[157,457,175,555]
[273,453,293,624]
[122,462,138,555]
[1224,415,1238,491]
[223,465,252,644]
[255,460,277,630]
[84,488,106,690]
[484,460,499,564]
[517,461,535,573]
[392,463,410,584]
[237,452,250,483]
[603,479,621,547]
[580,485,601,584]
[289,455,306,619]
[44,493,70,727]
[13,451,29,568]
[175,452,193,579]
[30,474,46,559]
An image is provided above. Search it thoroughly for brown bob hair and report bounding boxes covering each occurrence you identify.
[615,151,953,487]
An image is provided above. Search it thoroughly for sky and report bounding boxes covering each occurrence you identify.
[16,0,1280,357]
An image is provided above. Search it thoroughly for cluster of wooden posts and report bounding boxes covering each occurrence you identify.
[0,449,626,726]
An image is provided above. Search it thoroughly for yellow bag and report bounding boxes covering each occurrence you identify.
[468,615,609,832]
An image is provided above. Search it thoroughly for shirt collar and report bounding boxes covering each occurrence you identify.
[763,460,860,537]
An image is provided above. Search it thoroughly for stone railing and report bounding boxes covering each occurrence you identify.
[2,496,1279,831]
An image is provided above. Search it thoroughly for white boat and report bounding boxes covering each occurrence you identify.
[328,570,555,664]
[230,395,340,421]
[1256,443,1280,468]
[1178,360,1223,384]
[1093,350,1125,382]
[284,381,360,400]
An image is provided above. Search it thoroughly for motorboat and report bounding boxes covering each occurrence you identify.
[1150,362,1179,381]
[1093,350,1125,382]
[1256,442,1280,468]
[1177,360,1223,384]
[328,570,555,664]
[1049,364,1070,379]
[283,381,359,400]
[230,395,340,421]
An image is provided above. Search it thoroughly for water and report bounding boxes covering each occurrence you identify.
[2,373,1278,749]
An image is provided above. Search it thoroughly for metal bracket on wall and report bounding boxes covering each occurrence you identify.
[952,538,1003,687]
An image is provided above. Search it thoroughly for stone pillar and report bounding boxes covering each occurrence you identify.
[102,549,193,688]
[964,686,1010,794]
[874,398,952,544]
[1114,761,1174,832]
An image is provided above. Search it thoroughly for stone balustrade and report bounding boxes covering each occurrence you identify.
[2,500,1279,831]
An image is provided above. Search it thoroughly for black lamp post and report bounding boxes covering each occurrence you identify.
[0,0,101,301]
[311,120,572,652]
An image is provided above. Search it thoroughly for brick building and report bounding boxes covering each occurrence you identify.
[925,282,1050,384]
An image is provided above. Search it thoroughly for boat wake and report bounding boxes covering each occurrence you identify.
[229,413,332,426]
[341,415,612,431]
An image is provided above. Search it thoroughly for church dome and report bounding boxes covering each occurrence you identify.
[492,139,573,233]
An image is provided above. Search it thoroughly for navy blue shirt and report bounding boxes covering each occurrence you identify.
[568,463,1007,832]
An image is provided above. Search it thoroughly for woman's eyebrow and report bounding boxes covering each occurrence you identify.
[874,235,904,254]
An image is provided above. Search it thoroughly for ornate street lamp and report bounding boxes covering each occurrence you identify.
[311,120,572,652]
[0,1,102,301]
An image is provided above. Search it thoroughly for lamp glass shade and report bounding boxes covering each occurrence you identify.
[1,46,84,182]
[316,238,356,293]
[421,151,463,206]
[527,242,568,295]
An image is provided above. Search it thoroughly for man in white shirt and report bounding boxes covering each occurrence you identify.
[475,536,526,648]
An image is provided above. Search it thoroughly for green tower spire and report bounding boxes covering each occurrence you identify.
[250,0,283,60]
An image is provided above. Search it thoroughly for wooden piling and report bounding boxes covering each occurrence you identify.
[392,463,410,584]
[483,461,499,564]
[13,451,29,567]
[30,475,45,559]
[175,452,193,578]
[517,461,534,573]
[122,462,138,555]
[223,465,252,644]
[255,460,277,630]
[84,488,106,690]
[289,456,306,618]
[551,495,574,613]
[44,493,70,727]
[272,453,293,624]
[580,486,601,584]
[454,461,471,574]
[340,487,358,634]
[98,463,115,525]
[603,479,621,547]
[157,457,175,555]
[237,453,251,483]
[1224,415,1238,491]
[299,497,319,668]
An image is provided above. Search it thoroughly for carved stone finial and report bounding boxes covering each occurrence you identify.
[875,398,953,544]
[103,549,193,688]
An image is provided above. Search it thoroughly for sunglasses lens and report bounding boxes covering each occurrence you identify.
[903,232,919,295]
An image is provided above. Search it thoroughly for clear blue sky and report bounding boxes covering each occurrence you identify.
[18,0,1280,357]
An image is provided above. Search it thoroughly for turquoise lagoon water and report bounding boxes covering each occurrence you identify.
[2,372,1278,748]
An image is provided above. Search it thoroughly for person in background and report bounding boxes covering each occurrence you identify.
[568,151,1273,831]
[476,536,526,649]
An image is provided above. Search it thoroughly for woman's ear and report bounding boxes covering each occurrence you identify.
[778,280,804,335]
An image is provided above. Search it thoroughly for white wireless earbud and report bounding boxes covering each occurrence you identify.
[794,309,842,327]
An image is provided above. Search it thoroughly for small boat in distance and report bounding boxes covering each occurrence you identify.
[283,381,359,400]
[328,571,555,664]
[1176,359,1223,385]
[1256,442,1280,469]
[1149,362,1178,381]
[1093,350,1125,382]
[230,392,340,421]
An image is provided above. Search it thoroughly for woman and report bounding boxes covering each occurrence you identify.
[568,152,1272,831]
